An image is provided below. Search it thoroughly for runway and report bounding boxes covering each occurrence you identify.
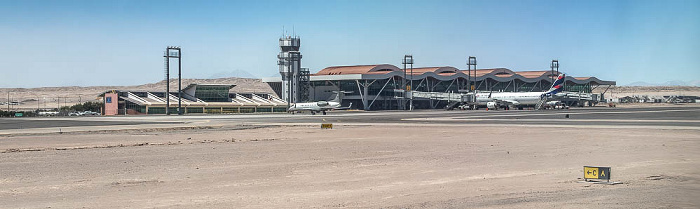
[1,105,699,134]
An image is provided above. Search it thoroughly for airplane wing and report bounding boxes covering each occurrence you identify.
[324,102,353,110]
[492,99,520,106]
[503,100,520,105]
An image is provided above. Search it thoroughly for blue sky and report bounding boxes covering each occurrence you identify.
[1,0,698,87]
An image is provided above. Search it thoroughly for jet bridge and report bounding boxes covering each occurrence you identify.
[395,90,477,110]
[408,91,475,103]
[406,90,600,109]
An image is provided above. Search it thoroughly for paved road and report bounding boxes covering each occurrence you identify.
[1,105,698,132]
[0,119,182,130]
[201,105,700,128]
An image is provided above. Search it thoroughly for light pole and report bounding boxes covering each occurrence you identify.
[551,59,559,90]
[402,57,406,110]
[164,46,182,115]
[403,55,414,110]
[467,56,477,92]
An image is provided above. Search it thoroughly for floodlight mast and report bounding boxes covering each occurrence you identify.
[164,50,169,115]
[467,56,477,92]
[403,55,414,111]
[551,59,559,89]
[164,46,182,115]
[177,47,182,115]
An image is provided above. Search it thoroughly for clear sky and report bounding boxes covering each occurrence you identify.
[1,0,698,87]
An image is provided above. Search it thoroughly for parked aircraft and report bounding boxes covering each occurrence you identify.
[288,92,352,115]
[475,74,565,110]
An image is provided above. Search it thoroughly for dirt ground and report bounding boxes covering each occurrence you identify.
[0,125,698,208]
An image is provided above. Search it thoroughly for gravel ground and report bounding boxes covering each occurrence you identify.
[0,125,698,208]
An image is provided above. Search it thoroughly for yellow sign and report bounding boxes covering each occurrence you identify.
[406,85,411,91]
[584,167,598,179]
[471,85,475,90]
[321,123,333,129]
[584,166,611,180]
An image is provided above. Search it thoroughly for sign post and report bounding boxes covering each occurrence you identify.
[584,166,611,182]
[321,123,333,129]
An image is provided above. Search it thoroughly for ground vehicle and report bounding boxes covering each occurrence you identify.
[82,111,99,115]
[544,101,569,109]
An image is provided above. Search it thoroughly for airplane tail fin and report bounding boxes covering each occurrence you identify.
[544,74,565,97]
[329,91,349,102]
[330,93,340,102]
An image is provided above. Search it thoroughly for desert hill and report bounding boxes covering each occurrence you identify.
[596,86,700,97]
[0,78,275,110]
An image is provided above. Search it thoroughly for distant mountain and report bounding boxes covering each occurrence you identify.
[660,80,689,86]
[624,80,699,86]
[208,69,257,79]
[625,81,656,86]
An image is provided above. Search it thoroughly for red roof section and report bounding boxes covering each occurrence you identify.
[312,65,582,82]
[514,71,550,78]
[461,68,513,77]
[407,67,459,75]
[314,64,400,75]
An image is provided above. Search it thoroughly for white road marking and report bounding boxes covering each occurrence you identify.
[447,108,698,119]
[403,118,700,123]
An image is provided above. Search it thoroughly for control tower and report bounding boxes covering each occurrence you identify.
[277,36,306,104]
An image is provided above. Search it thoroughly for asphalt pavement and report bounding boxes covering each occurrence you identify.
[1,105,698,132]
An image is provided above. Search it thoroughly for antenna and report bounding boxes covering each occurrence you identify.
[293,25,295,37]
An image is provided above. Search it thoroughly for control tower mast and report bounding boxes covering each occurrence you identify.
[278,35,303,106]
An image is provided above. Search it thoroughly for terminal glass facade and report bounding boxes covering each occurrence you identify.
[194,86,231,102]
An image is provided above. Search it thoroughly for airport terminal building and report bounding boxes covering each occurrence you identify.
[101,84,286,115]
[102,66,616,115]
[263,64,616,110]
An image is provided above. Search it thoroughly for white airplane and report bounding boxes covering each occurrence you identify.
[475,74,566,110]
[288,92,352,115]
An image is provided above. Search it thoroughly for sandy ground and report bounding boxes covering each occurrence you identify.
[0,124,698,208]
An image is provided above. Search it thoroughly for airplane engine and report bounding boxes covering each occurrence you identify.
[486,102,497,109]
[316,101,329,106]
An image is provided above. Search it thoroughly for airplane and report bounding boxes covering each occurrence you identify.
[288,91,352,115]
[474,73,566,110]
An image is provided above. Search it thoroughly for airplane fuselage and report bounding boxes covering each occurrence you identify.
[288,101,341,112]
[475,92,545,106]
